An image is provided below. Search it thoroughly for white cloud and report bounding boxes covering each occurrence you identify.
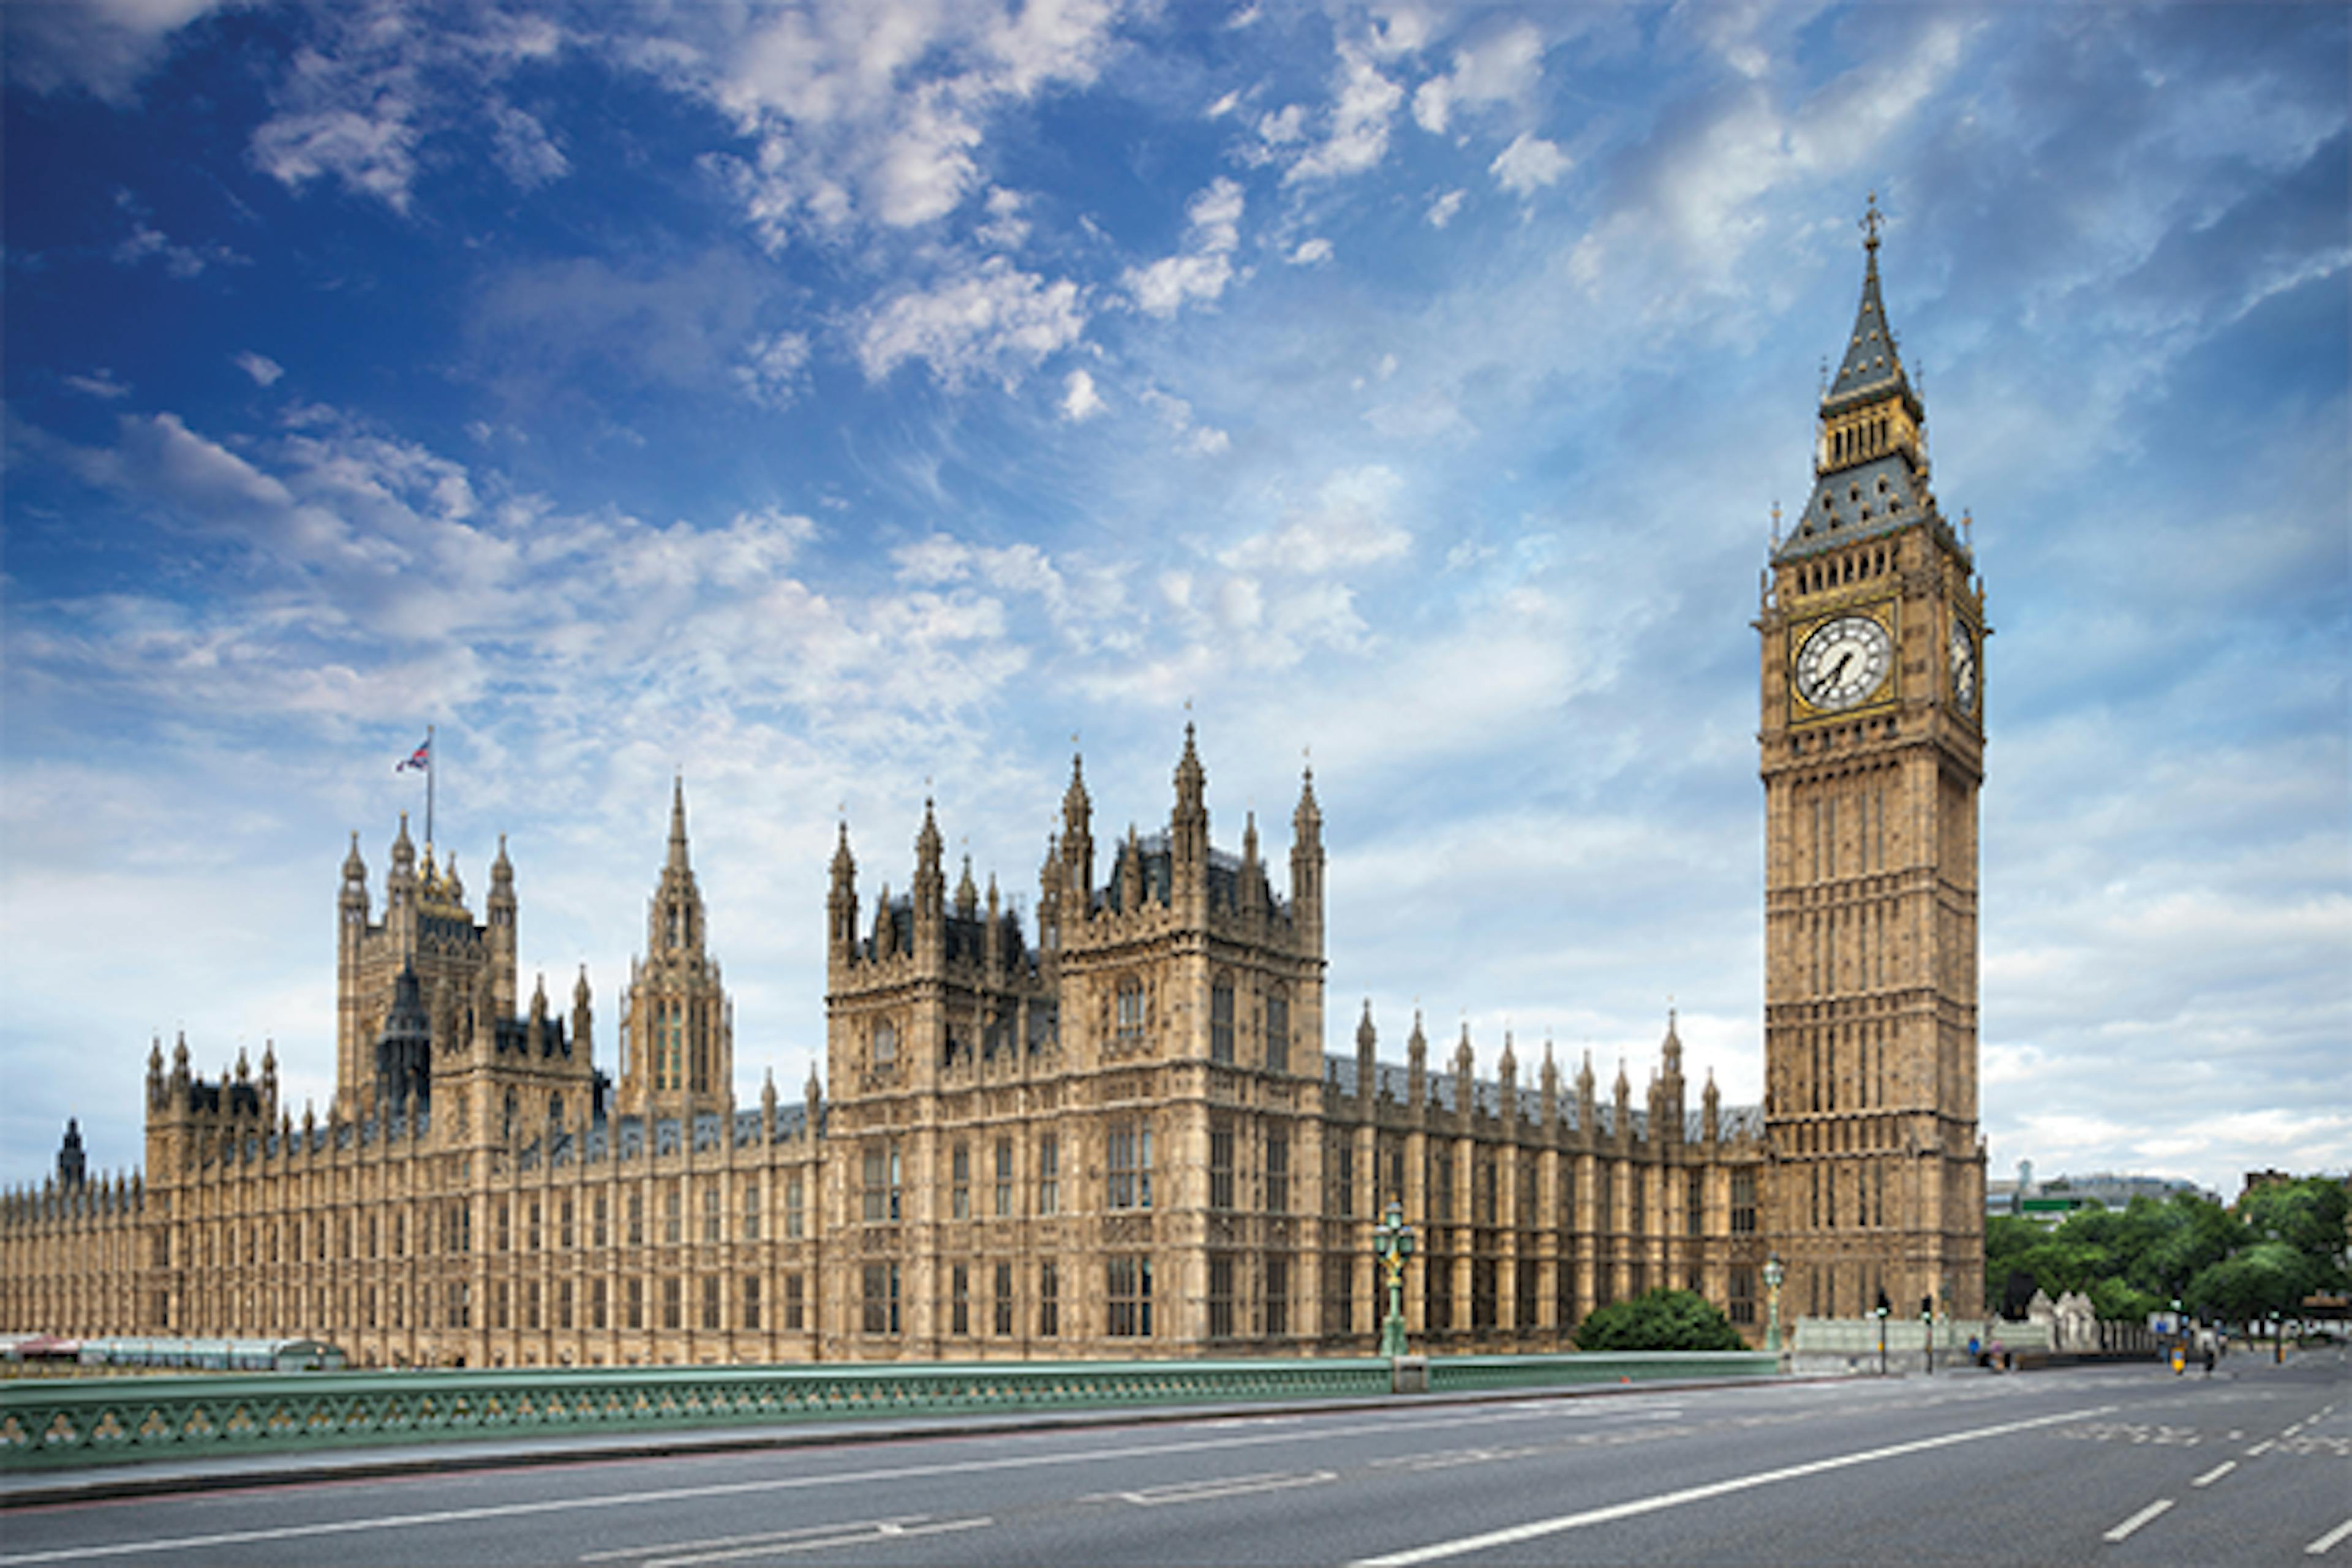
[975,186,1031,249]
[857,257,1088,388]
[1283,39,1404,184]
[1139,387,1231,456]
[1288,237,1333,266]
[1205,89,1241,119]
[489,101,570,189]
[110,190,246,277]
[1490,132,1570,197]
[66,369,134,401]
[1411,21,1545,134]
[1425,188,1467,228]
[1223,466,1410,573]
[1060,368,1106,422]
[733,332,812,408]
[233,352,285,388]
[1125,178,1246,318]
[704,0,1121,247]
[4,0,225,104]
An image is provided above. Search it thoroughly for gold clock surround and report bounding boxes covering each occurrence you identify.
[1786,600,1899,723]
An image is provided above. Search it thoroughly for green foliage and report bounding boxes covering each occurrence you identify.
[1986,1178,2349,1322]
[1573,1288,1747,1352]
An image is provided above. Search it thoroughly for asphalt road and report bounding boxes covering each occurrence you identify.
[4,1351,2345,1566]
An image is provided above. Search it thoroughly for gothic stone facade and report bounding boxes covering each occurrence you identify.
[2,225,1979,1364]
[0,736,1771,1368]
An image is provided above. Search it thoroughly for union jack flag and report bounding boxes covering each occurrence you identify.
[396,737,431,773]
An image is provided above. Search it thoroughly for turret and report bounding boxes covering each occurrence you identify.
[1060,752,1094,905]
[954,854,979,919]
[388,813,417,909]
[1354,1000,1377,1116]
[339,832,369,940]
[828,822,859,959]
[487,833,517,1020]
[1702,1068,1721,1146]
[913,799,945,958]
[1612,1058,1632,1148]
[1406,1011,1428,1111]
[55,1120,86,1189]
[1576,1049,1596,1139]
[1451,1022,1475,1129]
[1539,1038,1560,1129]
[1290,766,1324,946]
[146,1038,165,1110]
[1171,723,1208,907]
[571,967,593,1058]
[1497,1031,1518,1126]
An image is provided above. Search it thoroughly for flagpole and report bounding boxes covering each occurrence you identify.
[425,723,435,848]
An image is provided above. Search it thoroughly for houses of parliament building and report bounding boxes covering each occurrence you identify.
[1,216,1988,1369]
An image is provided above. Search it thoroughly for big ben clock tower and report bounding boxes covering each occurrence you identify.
[1759,200,1987,1324]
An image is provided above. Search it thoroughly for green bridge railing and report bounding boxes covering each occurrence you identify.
[0,1352,1775,1471]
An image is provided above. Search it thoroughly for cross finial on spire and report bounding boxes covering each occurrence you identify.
[1861,191,1883,252]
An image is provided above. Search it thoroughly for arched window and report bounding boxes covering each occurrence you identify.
[1210,976,1235,1065]
[1115,978,1146,1050]
[1264,986,1290,1074]
[502,1090,518,1144]
[872,1019,898,1068]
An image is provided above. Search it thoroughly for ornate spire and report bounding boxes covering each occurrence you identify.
[1781,195,1936,562]
[668,775,692,872]
[1174,722,1206,813]
[917,798,943,874]
[1062,751,1090,830]
[955,854,979,916]
[830,821,856,886]
[1825,193,1912,412]
[1292,763,1321,839]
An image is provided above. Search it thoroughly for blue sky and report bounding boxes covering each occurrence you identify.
[4,1,2345,1201]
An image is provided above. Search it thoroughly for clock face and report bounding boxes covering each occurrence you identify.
[1793,614,1894,712]
[1950,618,1979,714]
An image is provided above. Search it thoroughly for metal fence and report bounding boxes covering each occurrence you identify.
[1,1352,1774,1470]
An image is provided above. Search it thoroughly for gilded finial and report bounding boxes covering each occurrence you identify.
[1861,192,1883,252]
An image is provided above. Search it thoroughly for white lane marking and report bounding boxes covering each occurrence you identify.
[2190,1461,2236,1488]
[0,1402,1653,1567]
[643,1515,992,1568]
[2250,1439,2278,1456]
[1348,1405,2115,1567]
[2103,1500,2174,1544]
[1097,1469,1337,1507]
[580,1519,927,1562]
[2308,1520,2352,1557]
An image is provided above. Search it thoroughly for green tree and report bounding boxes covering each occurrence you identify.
[2188,1242,2316,1322]
[1573,1288,1747,1351]
[2239,1179,2351,1287]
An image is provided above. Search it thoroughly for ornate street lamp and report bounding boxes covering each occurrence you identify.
[1763,1253,1785,1357]
[1373,1198,1417,1359]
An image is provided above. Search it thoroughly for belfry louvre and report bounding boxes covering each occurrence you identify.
[2,733,1770,1368]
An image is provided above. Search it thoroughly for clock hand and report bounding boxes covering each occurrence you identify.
[1826,650,1853,687]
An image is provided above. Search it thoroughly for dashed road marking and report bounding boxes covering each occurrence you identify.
[2103,1500,2174,1544]
[2308,1519,2352,1557]
[2190,1461,2236,1488]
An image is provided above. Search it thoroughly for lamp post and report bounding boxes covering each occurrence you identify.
[1763,1254,1785,1359]
[1373,1199,1417,1359]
